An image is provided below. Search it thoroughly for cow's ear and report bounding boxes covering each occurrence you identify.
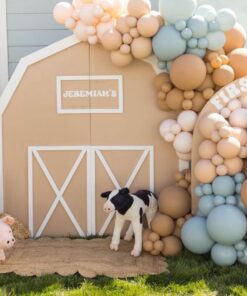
[101,191,111,198]
[120,188,129,195]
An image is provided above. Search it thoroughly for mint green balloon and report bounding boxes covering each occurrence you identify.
[181,217,214,254]
[211,244,237,266]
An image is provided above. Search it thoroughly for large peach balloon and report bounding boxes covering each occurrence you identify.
[212,65,235,87]
[137,14,160,37]
[198,113,228,139]
[110,51,133,66]
[158,186,191,219]
[173,132,192,154]
[228,48,247,78]
[127,0,151,18]
[151,213,175,237]
[217,137,241,159]
[224,23,247,54]
[195,160,216,183]
[199,140,217,159]
[170,54,207,91]
[79,4,98,26]
[161,236,183,257]
[240,180,247,207]
[101,28,122,50]
[177,110,197,132]
[224,157,243,175]
[53,2,73,25]
[229,108,247,128]
[131,37,152,59]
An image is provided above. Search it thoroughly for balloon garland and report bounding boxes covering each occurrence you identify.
[53,0,247,265]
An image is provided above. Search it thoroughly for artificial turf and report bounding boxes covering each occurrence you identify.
[0,250,247,295]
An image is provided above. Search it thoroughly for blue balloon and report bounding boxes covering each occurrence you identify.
[181,28,193,40]
[181,216,214,254]
[198,38,208,49]
[214,195,225,206]
[202,184,213,195]
[212,176,235,197]
[237,251,244,259]
[216,8,237,32]
[226,195,237,205]
[187,15,208,38]
[239,254,247,265]
[234,173,245,184]
[186,48,206,58]
[157,61,167,69]
[188,38,198,48]
[196,5,217,22]
[159,0,197,24]
[175,20,186,31]
[234,240,247,251]
[211,244,237,266]
[198,195,215,216]
[195,185,204,197]
[152,25,186,62]
[206,31,226,51]
[236,183,242,194]
[207,205,247,245]
[208,20,220,32]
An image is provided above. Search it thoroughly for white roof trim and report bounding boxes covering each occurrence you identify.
[0,34,160,116]
[0,35,80,115]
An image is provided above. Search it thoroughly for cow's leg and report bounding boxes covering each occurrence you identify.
[146,207,157,229]
[124,223,134,241]
[110,214,125,251]
[131,220,143,257]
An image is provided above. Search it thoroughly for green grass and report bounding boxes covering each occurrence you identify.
[1,251,247,296]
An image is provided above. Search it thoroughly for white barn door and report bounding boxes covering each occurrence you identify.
[28,146,154,238]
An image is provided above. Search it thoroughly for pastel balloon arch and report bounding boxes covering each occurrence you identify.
[52,0,247,265]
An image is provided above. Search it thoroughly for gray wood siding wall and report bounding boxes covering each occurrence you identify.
[6,0,70,77]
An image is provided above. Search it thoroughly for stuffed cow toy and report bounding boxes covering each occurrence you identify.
[101,188,158,257]
[0,216,15,261]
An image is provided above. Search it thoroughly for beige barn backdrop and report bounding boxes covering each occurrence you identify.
[1,40,178,237]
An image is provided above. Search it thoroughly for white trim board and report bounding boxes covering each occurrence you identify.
[0,0,8,94]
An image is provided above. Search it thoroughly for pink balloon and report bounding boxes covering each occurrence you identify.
[93,5,104,18]
[96,20,115,40]
[73,21,88,41]
[53,2,73,25]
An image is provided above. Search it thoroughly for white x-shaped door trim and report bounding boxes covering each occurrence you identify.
[28,146,154,238]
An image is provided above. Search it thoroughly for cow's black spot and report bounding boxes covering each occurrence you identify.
[101,191,112,199]
[111,192,134,215]
[139,208,143,224]
[134,190,156,206]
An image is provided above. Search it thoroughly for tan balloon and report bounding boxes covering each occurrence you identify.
[176,152,191,161]
[161,236,183,257]
[127,0,151,18]
[154,240,164,252]
[154,73,171,90]
[170,54,207,91]
[192,92,206,113]
[240,180,247,207]
[195,159,216,183]
[217,137,241,159]
[224,23,247,54]
[143,240,154,252]
[151,213,175,237]
[224,157,243,175]
[137,14,159,37]
[143,228,152,241]
[228,48,247,79]
[101,29,122,50]
[148,231,160,242]
[212,65,235,87]
[198,113,228,139]
[158,186,191,219]
[116,16,130,34]
[110,51,133,66]
[199,140,217,159]
[166,88,184,110]
[197,74,215,91]
[131,37,153,59]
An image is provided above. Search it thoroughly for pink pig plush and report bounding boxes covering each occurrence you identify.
[0,216,15,261]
